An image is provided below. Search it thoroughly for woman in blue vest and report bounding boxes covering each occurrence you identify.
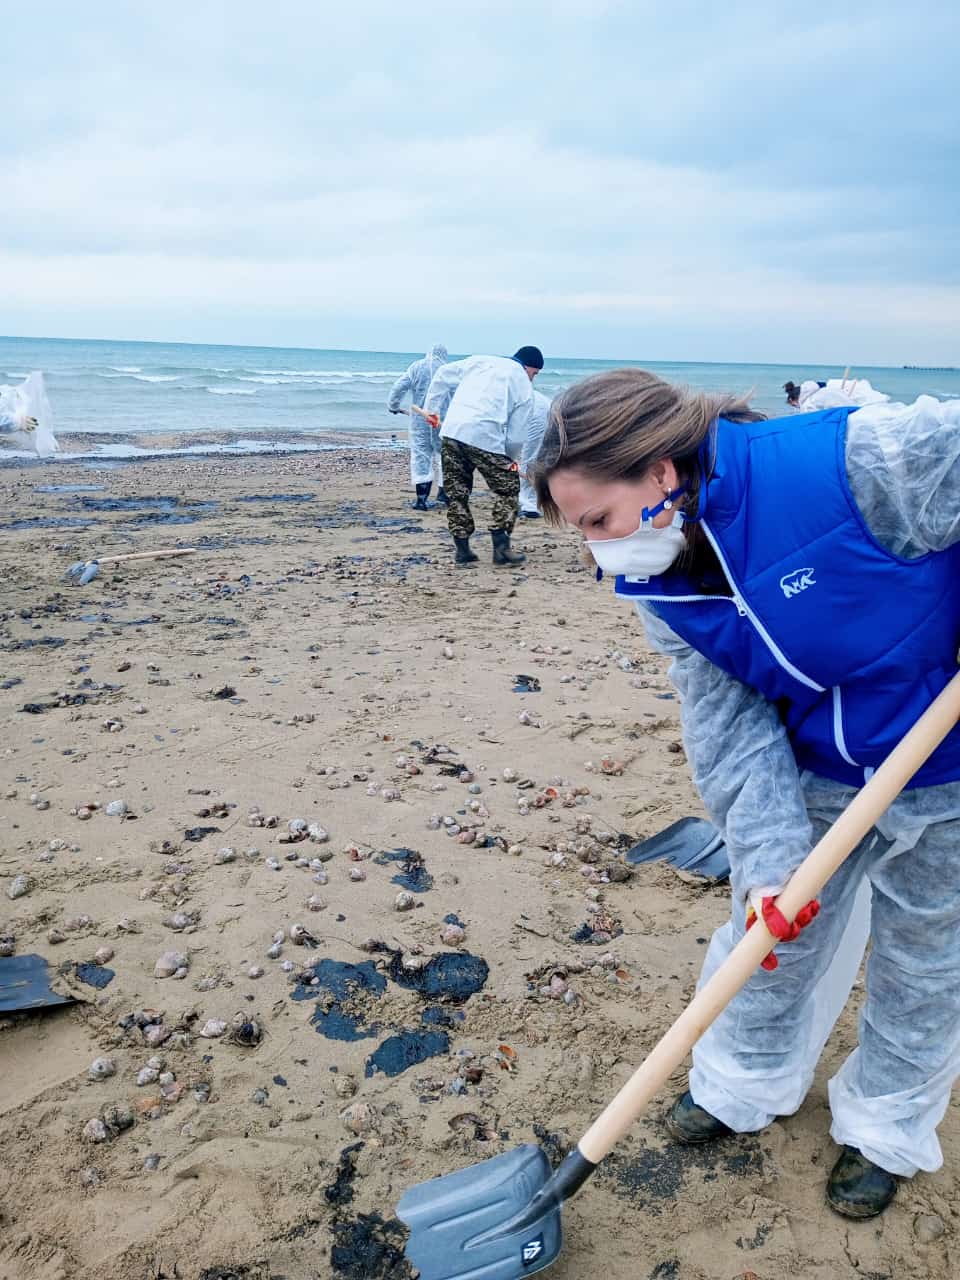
[533,368,960,1219]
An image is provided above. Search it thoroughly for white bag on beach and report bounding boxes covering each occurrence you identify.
[0,371,59,456]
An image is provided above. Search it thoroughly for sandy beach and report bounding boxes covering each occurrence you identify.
[0,450,956,1280]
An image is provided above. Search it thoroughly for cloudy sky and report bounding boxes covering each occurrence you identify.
[3,1,957,363]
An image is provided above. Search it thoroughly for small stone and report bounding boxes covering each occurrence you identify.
[502,767,518,782]
[137,1066,160,1087]
[142,1024,171,1047]
[102,1102,135,1133]
[88,1057,116,1081]
[7,874,32,900]
[915,1214,945,1244]
[93,946,114,965]
[154,950,188,978]
[333,1074,358,1099]
[82,1118,110,1144]
[440,923,465,947]
[214,847,236,864]
[349,868,366,882]
[288,818,309,836]
[79,1166,103,1188]
[0,932,14,957]
[199,1019,227,1038]
[105,800,128,818]
[308,823,330,844]
[248,965,265,979]
[341,1101,379,1135]
[251,1087,269,1105]
[394,891,416,912]
[47,927,67,945]
[143,1154,161,1172]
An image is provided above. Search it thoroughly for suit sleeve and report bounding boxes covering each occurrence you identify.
[638,604,812,901]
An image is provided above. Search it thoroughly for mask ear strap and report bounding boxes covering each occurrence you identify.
[641,484,687,523]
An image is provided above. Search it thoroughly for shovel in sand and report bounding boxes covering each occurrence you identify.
[397,670,960,1279]
[63,547,197,585]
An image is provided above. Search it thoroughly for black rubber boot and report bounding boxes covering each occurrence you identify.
[437,487,449,506]
[491,529,526,566]
[412,482,431,511]
[454,536,478,566]
[826,1146,898,1219]
[665,1091,733,1145]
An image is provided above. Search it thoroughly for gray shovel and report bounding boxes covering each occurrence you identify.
[63,546,196,585]
[397,671,960,1279]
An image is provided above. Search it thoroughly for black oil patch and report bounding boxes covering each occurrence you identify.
[386,950,489,1003]
[330,1213,415,1280]
[364,1029,450,1078]
[598,1133,767,1214]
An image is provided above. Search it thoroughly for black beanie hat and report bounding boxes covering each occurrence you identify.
[512,345,544,370]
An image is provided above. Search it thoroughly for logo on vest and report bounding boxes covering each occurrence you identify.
[780,567,816,599]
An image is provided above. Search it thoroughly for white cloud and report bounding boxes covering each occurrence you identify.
[2,0,957,361]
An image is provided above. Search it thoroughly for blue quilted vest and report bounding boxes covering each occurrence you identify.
[616,409,960,788]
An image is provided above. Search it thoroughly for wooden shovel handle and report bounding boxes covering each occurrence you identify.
[95,548,197,566]
[578,669,960,1165]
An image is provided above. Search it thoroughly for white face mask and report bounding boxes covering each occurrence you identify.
[585,488,687,580]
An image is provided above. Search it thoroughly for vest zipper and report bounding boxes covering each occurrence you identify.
[632,590,746,616]
[832,686,860,767]
[700,520,826,694]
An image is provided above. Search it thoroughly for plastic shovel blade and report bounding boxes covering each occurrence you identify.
[624,816,729,880]
[0,954,77,1013]
[397,1144,562,1280]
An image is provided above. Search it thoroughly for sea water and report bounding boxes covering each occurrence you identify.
[1,334,957,461]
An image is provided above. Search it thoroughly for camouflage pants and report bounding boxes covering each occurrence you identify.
[441,439,519,538]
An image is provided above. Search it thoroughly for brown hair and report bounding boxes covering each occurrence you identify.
[531,368,765,530]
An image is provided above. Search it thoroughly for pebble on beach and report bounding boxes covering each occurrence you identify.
[154,950,189,979]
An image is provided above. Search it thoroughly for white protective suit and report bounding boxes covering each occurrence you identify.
[519,389,552,513]
[424,355,533,462]
[637,394,960,1177]
[386,344,448,488]
[800,377,890,411]
[0,372,59,456]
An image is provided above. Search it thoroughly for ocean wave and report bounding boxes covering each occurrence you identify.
[235,373,400,386]
[246,368,403,379]
[97,372,182,383]
[206,386,257,395]
[110,365,142,373]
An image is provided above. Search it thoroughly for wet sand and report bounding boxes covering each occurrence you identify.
[0,451,956,1280]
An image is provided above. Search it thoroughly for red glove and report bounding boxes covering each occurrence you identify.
[746,895,820,971]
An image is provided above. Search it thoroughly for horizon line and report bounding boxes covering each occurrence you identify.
[0,332,915,373]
